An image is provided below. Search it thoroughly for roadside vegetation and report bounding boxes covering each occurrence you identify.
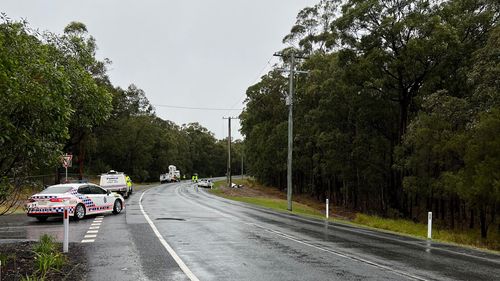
[211,179,500,251]
[240,0,500,242]
[0,15,243,214]
[0,234,86,280]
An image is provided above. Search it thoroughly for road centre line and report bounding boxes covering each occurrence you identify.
[139,188,200,281]
[176,184,427,281]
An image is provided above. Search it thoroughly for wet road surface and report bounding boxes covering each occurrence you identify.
[2,182,499,280]
[139,182,500,281]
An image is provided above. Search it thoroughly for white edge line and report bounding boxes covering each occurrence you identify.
[250,222,428,281]
[139,189,200,281]
[178,184,427,281]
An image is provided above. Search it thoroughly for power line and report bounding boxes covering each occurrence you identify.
[227,56,275,112]
[153,104,243,111]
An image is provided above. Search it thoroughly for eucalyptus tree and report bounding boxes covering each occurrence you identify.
[50,21,112,179]
[0,18,72,213]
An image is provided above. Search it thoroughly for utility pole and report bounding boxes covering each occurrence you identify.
[274,50,308,211]
[223,117,239,187]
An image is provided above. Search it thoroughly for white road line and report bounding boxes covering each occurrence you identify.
[94,219,103,222]
[250,222,428,281]
[139,189,200,281]
[91,223,101,226]
[89,226,100,229]
[81,239,95,243]
[84,234,97,238]
[176,184,427,281]
[87,230,99,234]
[200,189,500,266]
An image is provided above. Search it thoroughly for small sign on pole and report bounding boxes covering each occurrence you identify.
[61,154,72,183]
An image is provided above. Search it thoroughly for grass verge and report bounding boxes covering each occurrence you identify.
[210,180,500,252]
[354,213,500,251]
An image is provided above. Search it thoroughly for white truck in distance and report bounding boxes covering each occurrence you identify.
[160,165,181,183]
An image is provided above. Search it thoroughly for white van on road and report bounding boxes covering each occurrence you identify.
[100,170,132,198]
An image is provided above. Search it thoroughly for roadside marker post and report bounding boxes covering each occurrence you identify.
[63,200,69,253]
[326,199,329,219]
[427,212,432,239]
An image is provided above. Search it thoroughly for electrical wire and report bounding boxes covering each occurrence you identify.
[152,104,243,111]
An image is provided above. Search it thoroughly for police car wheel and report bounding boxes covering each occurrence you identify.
[75,204,86,220]
[36,216,48,222]
[112,199,122,214]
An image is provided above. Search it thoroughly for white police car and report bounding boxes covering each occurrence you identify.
[26,183,125,221]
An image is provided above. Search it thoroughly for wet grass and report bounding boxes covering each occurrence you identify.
[210,180,500,252]
[210,180,324,218]
[227,196,323,217]
[354,213,500,251]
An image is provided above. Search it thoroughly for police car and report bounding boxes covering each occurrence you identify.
[26,183,125,221]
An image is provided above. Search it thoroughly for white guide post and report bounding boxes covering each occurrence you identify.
[326,199,329,219]
[63,200,69,253]
[427,211,432,239]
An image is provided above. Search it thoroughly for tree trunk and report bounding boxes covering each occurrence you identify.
[440,197,445,220]
[479,207,488,239]
[469,209,474,229]
[78,139,85,180]
[450,197,455,229]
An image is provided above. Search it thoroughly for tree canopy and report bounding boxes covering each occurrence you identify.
[241,0,499,238]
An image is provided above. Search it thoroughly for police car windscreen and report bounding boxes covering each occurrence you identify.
[39,186,73,194]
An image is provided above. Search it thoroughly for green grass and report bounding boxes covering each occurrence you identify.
[229,196,323,217]
[210,180,324,218]
[32,234,66,279]
[210,180,500,252]
[354,213,500,251]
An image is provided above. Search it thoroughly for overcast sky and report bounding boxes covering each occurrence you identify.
[2,0,317,140]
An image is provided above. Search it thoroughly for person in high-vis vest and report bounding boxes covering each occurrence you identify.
[126,175,133,195]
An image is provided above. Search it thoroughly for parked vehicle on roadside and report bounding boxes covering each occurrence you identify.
[160,165,181,183]
[197,179,213,188]
[26,183,125,221]
[100,170,132,198]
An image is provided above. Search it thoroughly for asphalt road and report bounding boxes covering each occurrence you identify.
[1,181,499,281]
[138,182,500,281]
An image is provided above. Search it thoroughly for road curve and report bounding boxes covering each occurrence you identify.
[138,182,499,281]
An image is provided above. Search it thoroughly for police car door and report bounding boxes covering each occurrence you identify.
[87,185,107,213]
